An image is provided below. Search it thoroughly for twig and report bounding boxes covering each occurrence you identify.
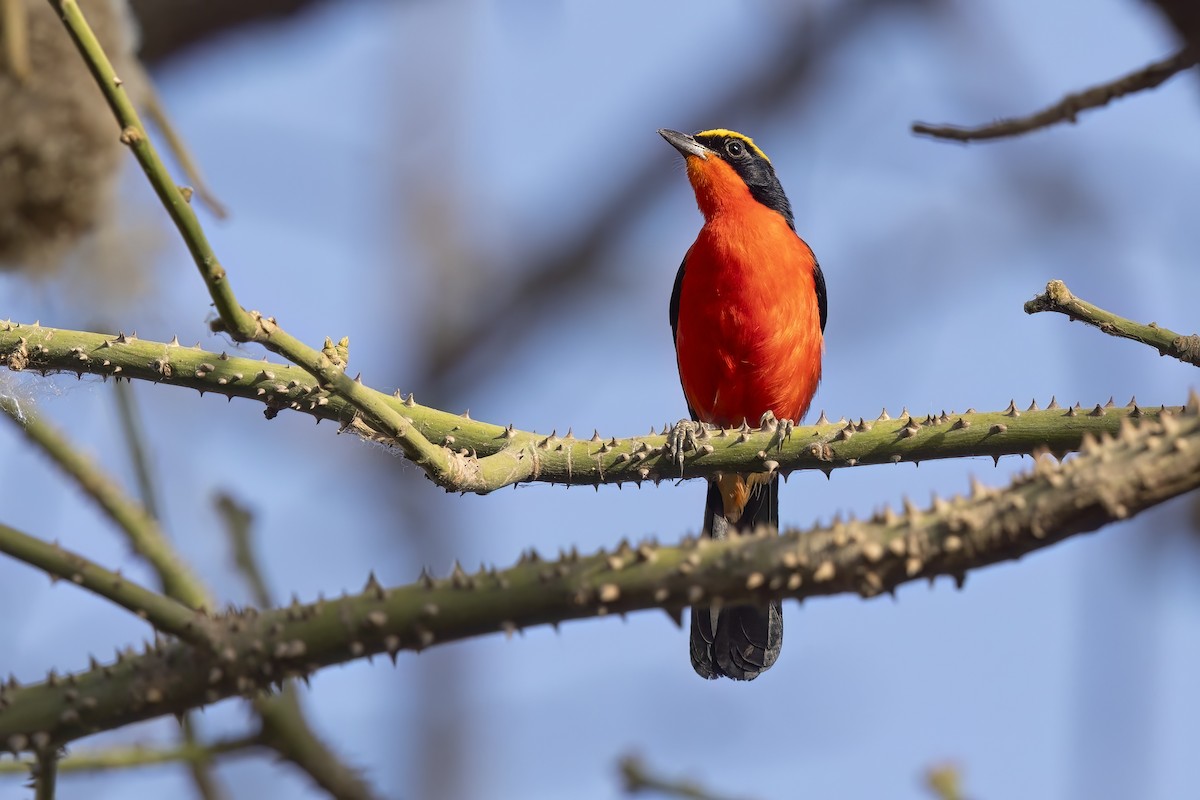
[214,493,382,800]
[0,319,1182,491]
[216,493,269,606]
[2,0,31,82]
[1025,280,1200,367]
[33,747,57,800]
[112,382,162,519]
[0,734,259,775]
[0,388,375,795]
[0,521,205,640]
[925,763,966,800]
[4,399,1199,748]
[135,65,229,219]
[178,715,226,800]
[620,754,753,800]
[0,397,210,609]
[113,387,226,800]
[913,48,1199,142]
[256,684,380,800]
[45,0,451,486]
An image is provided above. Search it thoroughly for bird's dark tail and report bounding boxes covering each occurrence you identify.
[689,477,783,680]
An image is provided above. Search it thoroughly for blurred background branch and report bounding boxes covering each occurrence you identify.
[619,753,754,800]
[913,47,1198,141]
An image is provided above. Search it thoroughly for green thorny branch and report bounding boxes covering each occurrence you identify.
[0,399,1198,752]
[1026,280,1200,367]
[23,2,1199,497]
[0,402,381,797]
[9,0,1194,771]
[0,319,1188,493]
[44,0,450,482]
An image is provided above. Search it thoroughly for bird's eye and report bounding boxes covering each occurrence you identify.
[725,140,744,157]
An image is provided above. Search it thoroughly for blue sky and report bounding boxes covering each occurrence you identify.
[2,1,1200,798]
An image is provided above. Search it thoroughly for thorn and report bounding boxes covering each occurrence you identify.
[877,408,891,421]
[816,410,830,425]
[1088,403,1105,417]
[1026,399,1040,412]
[1046,396,1060,410]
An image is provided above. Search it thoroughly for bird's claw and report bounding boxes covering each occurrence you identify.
[665,419,714,474]
[759,411,794,452]
[665,419,699,473]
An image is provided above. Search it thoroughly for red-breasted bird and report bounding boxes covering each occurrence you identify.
[659,128,827,680]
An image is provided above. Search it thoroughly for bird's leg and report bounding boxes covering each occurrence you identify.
[759,410,793,452]
[664,418,718,474]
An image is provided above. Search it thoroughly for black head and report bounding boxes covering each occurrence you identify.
[689,129,795,230]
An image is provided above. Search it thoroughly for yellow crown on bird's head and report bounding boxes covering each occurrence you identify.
[693,129,771,164]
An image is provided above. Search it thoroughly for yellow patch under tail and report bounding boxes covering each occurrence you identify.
[716,471,774,524]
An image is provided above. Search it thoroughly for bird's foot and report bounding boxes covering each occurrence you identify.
[758,411,794,452]
[664,419,717,475]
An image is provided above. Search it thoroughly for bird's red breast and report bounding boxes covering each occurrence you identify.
[674,155,823,428]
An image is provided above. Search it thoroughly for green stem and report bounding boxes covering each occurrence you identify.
[34,749,57,800]
[0,734,259,775]
[0,522,206,642]
[0,397,209,610]
[3,403,1198,749]
[1025,279,1200,367]
[1,321,1181,493]
[112,382,161,519]
[45,0,449,484]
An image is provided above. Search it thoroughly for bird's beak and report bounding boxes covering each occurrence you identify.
[658,129,709,160]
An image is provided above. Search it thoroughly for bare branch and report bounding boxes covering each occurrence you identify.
[1025,280,1200,367]
[913,48,1198,142]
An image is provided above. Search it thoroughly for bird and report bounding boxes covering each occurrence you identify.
[659,128,827,680]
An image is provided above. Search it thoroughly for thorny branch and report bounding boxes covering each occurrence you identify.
[0,521,206,642]
[912,47,1199,142]
[0,396,210,610]
[44,0,452,487]
[1025,280,1200,367]
[1,400,1198,751]
[1,368,377,794]
[0,321,1181,494]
